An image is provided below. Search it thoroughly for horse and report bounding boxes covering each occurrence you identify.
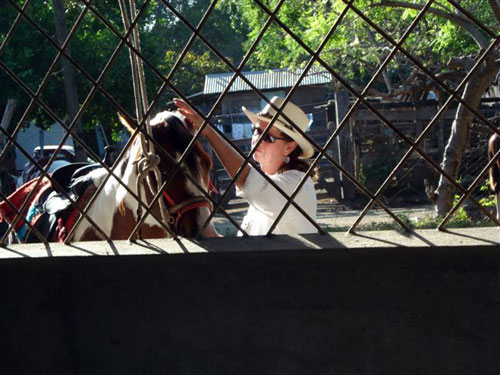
[488,132,500,220]
[0,110,219,243]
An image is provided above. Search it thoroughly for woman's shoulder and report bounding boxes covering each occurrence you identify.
[281,169,311,178]
[274,169,314,185]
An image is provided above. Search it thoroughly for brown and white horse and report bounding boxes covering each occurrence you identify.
[489,133,500,220]
[0,111,218,242]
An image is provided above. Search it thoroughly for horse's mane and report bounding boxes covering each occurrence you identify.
[95,111,212,190]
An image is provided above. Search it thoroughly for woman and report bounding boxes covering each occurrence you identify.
[175,96,318,235]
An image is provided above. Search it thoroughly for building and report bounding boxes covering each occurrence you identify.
[199,67,334,139]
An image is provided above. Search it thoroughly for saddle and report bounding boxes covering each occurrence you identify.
[0,163,101,243]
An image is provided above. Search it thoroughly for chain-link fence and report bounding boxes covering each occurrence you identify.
[0,0,499,245]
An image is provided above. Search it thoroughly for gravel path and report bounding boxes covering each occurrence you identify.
[213,199,436,235]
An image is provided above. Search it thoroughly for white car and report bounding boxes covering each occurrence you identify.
[16,145,76,188]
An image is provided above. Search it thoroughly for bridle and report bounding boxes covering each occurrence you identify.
[132,148,216,238]
[161,189,214,235]
[118,2,216,238]
[144,168,216,236]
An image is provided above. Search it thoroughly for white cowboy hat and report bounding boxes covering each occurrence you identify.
[242,96,314,159]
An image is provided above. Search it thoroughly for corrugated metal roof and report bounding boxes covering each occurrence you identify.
[203,68,333,95]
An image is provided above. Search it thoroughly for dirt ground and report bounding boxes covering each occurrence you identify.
[212,197,436,235]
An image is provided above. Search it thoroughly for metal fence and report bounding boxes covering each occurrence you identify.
[0,0,499,245]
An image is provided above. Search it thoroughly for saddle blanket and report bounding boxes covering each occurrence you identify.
[0,163,99,243]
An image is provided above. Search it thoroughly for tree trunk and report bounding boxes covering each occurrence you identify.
[0,99,16,150]
[53,0,87,162]
[434,62,498,216]
[1,99,17,195]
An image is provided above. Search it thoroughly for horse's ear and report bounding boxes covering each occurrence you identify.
[117,112,136,134]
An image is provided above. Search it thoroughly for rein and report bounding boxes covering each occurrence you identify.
[119,0,215,237]
[134,152,170,232]
[119,0,170,236]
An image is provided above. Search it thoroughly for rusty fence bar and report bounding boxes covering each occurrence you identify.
[0,0,498,246]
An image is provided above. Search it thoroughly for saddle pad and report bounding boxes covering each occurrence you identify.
[0,177,51,228]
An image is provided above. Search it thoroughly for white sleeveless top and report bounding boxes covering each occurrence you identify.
[236,167,317,236]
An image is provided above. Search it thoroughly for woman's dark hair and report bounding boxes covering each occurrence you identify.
[282,139,319,182]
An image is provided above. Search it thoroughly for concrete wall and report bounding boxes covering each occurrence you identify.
[1,229,499,374]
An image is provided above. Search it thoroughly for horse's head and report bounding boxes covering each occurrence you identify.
[118,111,218,238]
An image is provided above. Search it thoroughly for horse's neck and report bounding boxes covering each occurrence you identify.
[104,142,164,224]
[108,149,140,200]
[72,144,143,241]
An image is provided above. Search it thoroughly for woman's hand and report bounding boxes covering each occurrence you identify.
[175,99,250,189]
[174,98,206,134]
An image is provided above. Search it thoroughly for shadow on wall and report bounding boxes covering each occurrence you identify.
[0,243,499,375]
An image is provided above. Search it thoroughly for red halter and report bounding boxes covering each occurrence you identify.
[161,178,217,234]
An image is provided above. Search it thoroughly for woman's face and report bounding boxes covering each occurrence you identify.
[251,120,296,174]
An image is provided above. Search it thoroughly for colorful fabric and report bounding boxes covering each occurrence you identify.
[0,177,52,240]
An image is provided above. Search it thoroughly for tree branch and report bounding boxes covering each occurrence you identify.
[365,27,395,93]
[447,56,476,70]
[376,0,491,48]
[488,0,500,24]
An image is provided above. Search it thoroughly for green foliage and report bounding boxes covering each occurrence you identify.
[360,154,400,189]
[162,50,227,95]
[478,178,497,207]
[479,196,497,208]
[322,202,496,233]
[0,0,247,145]
[1,0,497,150]
[224,0,496,92]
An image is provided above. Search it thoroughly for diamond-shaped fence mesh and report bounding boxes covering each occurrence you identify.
[0,0,498,245]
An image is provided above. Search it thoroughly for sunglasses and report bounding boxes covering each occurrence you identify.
[251,125,287,144]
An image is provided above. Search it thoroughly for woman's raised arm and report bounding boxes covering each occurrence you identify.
[174,99,250,189]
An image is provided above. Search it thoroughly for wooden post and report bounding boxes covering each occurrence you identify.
[351,115,361,182]
[334,90,356,200]
[324,105,342,199]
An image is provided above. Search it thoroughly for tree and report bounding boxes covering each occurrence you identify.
[150,0,249,96]
[381,0,500,216]
[0,0,247,150]
[225,0,499,215]
[53,0,87,161]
